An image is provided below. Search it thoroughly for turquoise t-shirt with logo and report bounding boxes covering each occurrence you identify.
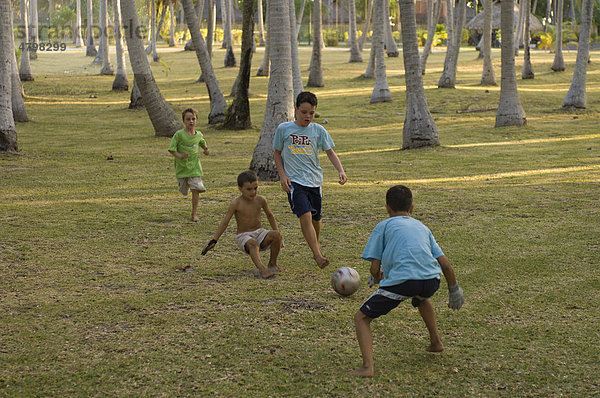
[272,121,335,188]
[168,129,206,178]
[361,216,444,287]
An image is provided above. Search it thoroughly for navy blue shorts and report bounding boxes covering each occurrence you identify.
[287,182,322,221]
[359,278,440,319]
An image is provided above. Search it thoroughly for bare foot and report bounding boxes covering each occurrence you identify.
[267,264,284,272]
[191,215,200,222]
[348,366,374,377]
[315,255,330,269]
[427,343,444,352]
[259,268,277,279]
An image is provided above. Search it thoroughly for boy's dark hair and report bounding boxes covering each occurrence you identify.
[237,170,258,187]
[295,91,318,108]
[386,185,413,212]
[181,107,198,121]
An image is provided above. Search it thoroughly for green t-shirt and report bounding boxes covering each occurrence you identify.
[168,129,207,178]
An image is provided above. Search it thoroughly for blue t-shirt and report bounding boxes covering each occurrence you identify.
[361,216,444,287]
[272,121,335,188]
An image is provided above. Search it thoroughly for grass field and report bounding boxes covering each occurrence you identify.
[1,43,599,396]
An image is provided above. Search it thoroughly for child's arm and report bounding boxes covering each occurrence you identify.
[201,144,210,155]
[202,201,236,255]
[168,149,188,159]
[437,255,465,310]
[325,149,348,185]
[274,149,291,192]
[261,197,279,231]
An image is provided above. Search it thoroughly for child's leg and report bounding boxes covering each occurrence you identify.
[260,230,283,270]
[191,189,200,222]
[418,298,444,352]
[299,212,329,268]
[348,311,375,377]
[245,239,276,279]
[312,219,322,241]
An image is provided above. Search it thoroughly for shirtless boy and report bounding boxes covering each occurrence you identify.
[202,170,283,279]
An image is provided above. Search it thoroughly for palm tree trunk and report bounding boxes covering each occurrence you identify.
[29,0,38,58]
[495,0,526,127]
[307,0,324,87]
[86,0,97,56]
[223,0,254,129]
[182,0,227,123]
[75,0,84,47]
[358,0,373,51]
[11,47,29,122]
[100,0,114,75]
[398,0,439,149]
[120,0,183,136]
[562,0,593,108]
[207,0,215,55]
[257,1,270,76]
[522,0,535,79]
[420,0,442,75]
[0,0,18,152]
[384,1,399,57]
[257,0,266,45]
[112,0,129,90]
[371,0,391,103]
[94,0,104,63]
[296,0,307,39]
[289,0,303,99]
[19,0,34,81]
[551,0,565,71]
[250,0,294,181]
[223,0,237,67]
[481,0,497,85]
[348,0,363,62]
[169,2,176,46]
[438,0,466,88]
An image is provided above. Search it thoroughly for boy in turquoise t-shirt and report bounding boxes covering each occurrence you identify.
[349,185,465,377]
[168,108,210,222]
[273,92,347,269]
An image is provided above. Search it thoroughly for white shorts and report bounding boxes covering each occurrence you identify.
[235,228,270,253]
[177,176,206,195]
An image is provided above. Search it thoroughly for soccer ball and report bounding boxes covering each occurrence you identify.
[331,267,361,296]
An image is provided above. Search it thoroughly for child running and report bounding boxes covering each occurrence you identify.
[168,108,210,222]
[273,91,347,269]
[202,170,283,279]
[349,185,465,377]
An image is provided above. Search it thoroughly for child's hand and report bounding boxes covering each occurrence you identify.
[201,239,217,255]
[448,283,465,310]
[180,152,189,159]
[203,148,210,155]
[279,175,291,193]
[338,171,348,185]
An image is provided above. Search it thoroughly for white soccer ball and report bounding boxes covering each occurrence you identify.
[331,267,361,297]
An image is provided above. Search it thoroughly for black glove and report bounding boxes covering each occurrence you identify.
[201,239,217,255]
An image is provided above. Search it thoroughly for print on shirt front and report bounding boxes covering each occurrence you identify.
[288,134,313,155]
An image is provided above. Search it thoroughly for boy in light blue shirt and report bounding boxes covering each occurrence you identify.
[273,92,347,269]
[349,185,465,377]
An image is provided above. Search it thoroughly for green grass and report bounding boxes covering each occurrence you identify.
[1,44,599,396]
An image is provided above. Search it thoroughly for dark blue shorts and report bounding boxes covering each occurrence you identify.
[359,278,440,319]
[287,182,322,221]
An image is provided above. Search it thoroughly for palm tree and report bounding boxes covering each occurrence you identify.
[182,0,227,123]
[358,0,373,51]
[19,0,33,81]
[112,0,129,90]
[371,0,392,103]
[86,0,97,56]
[398,0,439,149]
[348,0,363,62]
[257,0,266,46]
[438,0,466,88]
[120,0,183,136]
[307,0,324,87]
[289,0,303,99]
[551,0,565,71]
[250,0,294,181]
[495,0,526,127]
[383,1,399,57]
[562,0,594,108]
[29,0,38,58]
[223,0,254,129]
[75,0,84,47]
[222,0,236,67]
[99,0,114,75]
[420,0,442,75]
[296,0,307,38]
[257,1,270,76]
[399,0,440,149]
[480,0,497,85]
[1,0,18,152]
[522,0,534,79]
